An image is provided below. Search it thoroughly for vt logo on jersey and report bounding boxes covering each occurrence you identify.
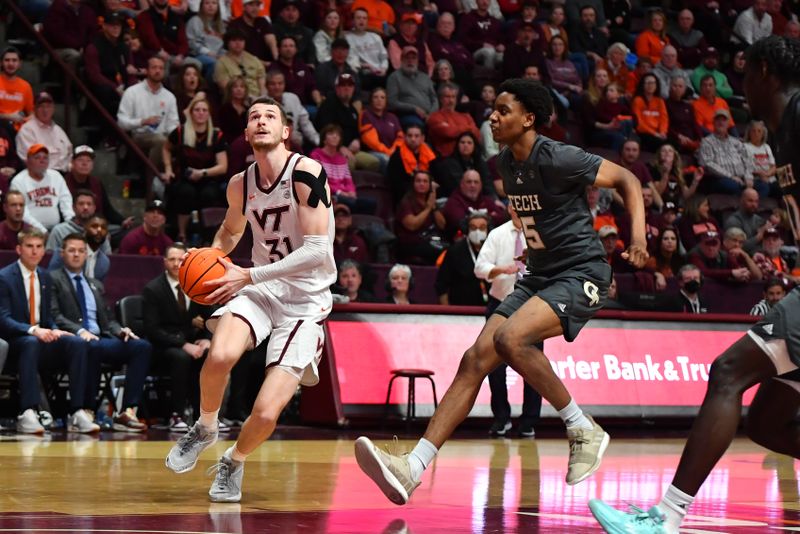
[252,205,290,232]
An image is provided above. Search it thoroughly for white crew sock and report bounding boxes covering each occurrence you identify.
[557,399,593,430]
[198,409,219,429]
[226,445,247,463]
[657,484,694,533]
[407,438,438,481]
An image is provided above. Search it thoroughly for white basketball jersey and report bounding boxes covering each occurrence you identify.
[243,153,336,296]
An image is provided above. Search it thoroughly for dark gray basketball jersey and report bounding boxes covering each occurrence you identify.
[497,135,606,277]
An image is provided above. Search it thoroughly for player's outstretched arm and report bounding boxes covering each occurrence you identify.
[248,157,331,284]
[211,172,248,255]
[595,160,649,268]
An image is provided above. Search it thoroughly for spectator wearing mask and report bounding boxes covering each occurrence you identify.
[666,263,707,313]
[436,211,490,306]
[750,277,787,315]
[438,169,506,240]
[474,204,542,437]
[118,200,174,256]
[0,191,31,251]
[15,92,72,173]
[10,145,75,233]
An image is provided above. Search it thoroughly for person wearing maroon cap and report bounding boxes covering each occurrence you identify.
[315,74,380,171]
[15,92,72,173]
[332,203,370,264]
[688,229,759,282]
[10,145,75,232]
[118,200,174,256]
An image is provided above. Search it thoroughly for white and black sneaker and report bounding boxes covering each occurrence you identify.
[489,420,512,437]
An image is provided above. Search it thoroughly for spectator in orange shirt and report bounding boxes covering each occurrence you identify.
[625,56,653,98]
[631,72,668,151]
[692,74,733,134]
[351,0,396,36]
[0,47,34,134]
[635,8,670,64]
[426,82,481,157]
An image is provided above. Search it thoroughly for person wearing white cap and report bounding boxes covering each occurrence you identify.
[15,91,73,173]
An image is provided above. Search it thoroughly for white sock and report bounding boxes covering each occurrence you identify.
[198,409,219,429]
[657,484,693,533]
[407,438,438,481]
[557,399,593,430]
[226,445,247,463]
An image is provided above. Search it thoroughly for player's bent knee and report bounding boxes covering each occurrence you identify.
[204,347,240,372]
[457,345,493,378]
[249,407,279,430]
[707,354,745,392]
[493,326,522,363]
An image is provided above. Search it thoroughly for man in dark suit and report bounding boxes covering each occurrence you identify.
[50,232,152,432]
[142,242,215,432]
[0,228,97,434]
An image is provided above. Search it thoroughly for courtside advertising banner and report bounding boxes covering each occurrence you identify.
[327,313,753,417]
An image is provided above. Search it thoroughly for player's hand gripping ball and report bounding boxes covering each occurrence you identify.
[179,248,230,305]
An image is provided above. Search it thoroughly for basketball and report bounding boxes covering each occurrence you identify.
[178,247,229,305]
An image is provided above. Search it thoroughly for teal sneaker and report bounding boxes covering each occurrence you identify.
[588,499,669,533]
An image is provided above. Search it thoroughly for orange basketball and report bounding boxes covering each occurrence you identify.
[179,248,229,305]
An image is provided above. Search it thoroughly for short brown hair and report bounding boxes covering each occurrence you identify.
[17,228,45,245]
[248,96,289,126]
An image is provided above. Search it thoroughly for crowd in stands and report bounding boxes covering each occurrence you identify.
[0,0,798,431]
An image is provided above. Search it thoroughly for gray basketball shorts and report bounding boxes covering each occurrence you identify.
[494,261,612,342]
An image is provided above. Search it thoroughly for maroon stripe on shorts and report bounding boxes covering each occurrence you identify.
[231,312,257,348]
[266,319,304,369]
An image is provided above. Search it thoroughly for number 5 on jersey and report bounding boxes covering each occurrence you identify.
[519,215,546,250]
